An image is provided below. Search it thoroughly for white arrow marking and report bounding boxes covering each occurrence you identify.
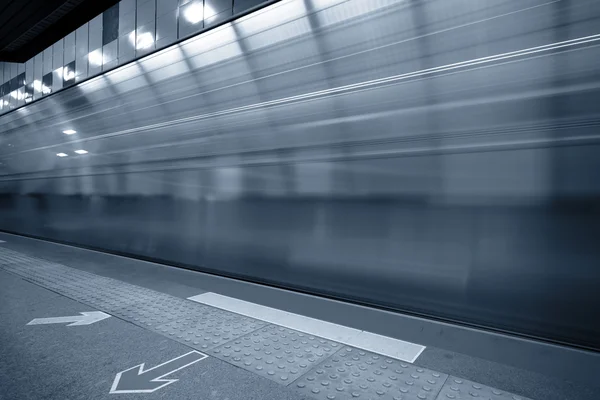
[110,351,208,394]
[27,311,111,326]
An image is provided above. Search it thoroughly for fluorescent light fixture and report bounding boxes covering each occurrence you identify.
[62,129,77,135]
[10,90,25,100]
[136,32,154,49]
[183,2,203,24]
[74,149,88,154]
[36,80,52,94]
[63,68,75,81]
[56,153,68,157]
[32,80,43,92]
[88,49,103,66]
[130,31,154,50]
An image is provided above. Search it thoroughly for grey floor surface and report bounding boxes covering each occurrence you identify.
[0,271,307,400]
[0,233,599,400]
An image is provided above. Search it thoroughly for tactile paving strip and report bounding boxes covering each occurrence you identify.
[0,248,268,345]
[55,278,176,313]
[294,346,447,400]
[1,258,64,277]
[109,296,216,328]
[2,264,95,292]
[436,377,531,400]
[20,274,104,293]
[0,249,187,312]
[154,310,267,350]
[5,263,121,299]
[0,248,47,267]
[0,250,102,287]
[209,325,341,385]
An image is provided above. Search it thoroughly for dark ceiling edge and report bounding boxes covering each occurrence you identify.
[0,0,120,62]
[0,0,281,119]
[3,0,84,53]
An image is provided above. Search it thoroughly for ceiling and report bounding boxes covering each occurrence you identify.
[0,0,119,62]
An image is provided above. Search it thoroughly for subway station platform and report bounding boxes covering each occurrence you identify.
[1,232,599,400]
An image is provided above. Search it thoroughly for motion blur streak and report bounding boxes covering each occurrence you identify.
[1,0,599,350]
[6,24,600,157]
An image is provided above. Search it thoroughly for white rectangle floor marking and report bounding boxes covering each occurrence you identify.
[188,292,426,363]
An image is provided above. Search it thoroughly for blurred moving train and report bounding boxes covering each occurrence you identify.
[1,0,599,350]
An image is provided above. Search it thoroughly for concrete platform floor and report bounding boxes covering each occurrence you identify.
[0,271,306,400]
[0,232,599,400]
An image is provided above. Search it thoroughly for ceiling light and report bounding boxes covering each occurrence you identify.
[63,68,75,81]
[10,90,26,101]
[74,149,88,154]
[183,2,204,24]
[62,129,77,135]
[56,153,68,157]
[33,80,43,92]
[88,49,104,66]
[136,32,154,49]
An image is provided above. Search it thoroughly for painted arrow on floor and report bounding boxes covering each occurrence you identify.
[110,351,208,394]
[27,311,111,326]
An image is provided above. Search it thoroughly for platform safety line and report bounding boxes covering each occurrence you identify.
[188,292,426,363]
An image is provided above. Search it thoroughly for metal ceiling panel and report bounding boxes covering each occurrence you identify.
[0,0,119,62]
